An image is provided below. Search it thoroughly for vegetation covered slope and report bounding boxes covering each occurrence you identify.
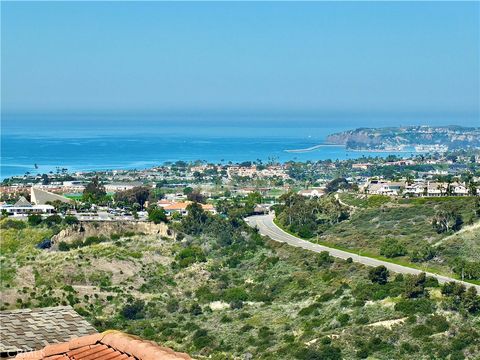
[1,210,480,359]
[276,194,480,282]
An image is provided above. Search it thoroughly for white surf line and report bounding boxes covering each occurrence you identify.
[284,144,344,153]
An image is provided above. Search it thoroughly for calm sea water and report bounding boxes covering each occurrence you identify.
[1,112,477,179]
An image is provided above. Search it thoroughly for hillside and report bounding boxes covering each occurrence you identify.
[1,212,480,359]
[276,194,480,283]
[326,126,480,151]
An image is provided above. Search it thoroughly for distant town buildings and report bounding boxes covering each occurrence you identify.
[158,200,216,216]
[364,180,475,197]
[298,188,325,198]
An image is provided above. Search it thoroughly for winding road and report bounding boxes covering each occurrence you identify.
[246,214,480,292]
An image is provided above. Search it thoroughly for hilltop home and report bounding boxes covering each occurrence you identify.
[452,183,469,196]
[363,180,404,196]
[404,183,426,196]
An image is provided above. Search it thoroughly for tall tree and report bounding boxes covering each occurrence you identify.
[82,176,106,203]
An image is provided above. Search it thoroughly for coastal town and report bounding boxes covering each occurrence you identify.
[3,1,480,358]
[2,148,480,360]
[1,149,479,221]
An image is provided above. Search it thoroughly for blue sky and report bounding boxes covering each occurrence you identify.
[2,2,479,114]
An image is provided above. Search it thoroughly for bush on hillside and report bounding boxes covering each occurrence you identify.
[28,214,43,226]
[380,238,407,258]
[1,219,26,230]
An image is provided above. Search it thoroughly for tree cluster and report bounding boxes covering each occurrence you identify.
[82,177,107,203]
[114,186,150,209]
[276,192,350,238]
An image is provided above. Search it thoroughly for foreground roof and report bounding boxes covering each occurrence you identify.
[0,306,97,354]
[14,331,192,360]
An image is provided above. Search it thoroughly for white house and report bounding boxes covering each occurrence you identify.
[452,184,469,196]
[0,197,54,216]
[298,189,325,198]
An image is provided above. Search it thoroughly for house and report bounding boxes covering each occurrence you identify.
[364,181,404,196]
[298,188,325,198]
[252,204,271,215]
[404,183,425,197]
[104,182,144,192]
[0,306,97,357]
[0,197,55,216]
[160,201,216,216]
[426,182,447,197]
[452,183,469,196]
[352,163,372,170]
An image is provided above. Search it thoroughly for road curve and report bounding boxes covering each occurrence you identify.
[246,214,480,292]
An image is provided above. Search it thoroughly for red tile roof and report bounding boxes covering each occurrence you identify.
[14,331,192,360]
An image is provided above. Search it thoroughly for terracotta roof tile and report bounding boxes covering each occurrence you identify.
[43,343,70,357]
[13,331,193,360]
[69,334,104,350]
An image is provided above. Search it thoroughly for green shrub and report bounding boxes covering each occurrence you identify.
[316,251,334,266]
[337,313,350,326]
[192,329,213,349]
[44,215,62,227]
[380,238,407,258]
[176,246,206,268]
[121,299,145,319]
[223,287,248,303]
[298,303,321,316]
[58,241,70,251]
[1,219,26,230]
[28,214,43,226]
[411,324,433,337]
[166,300,179,313]
[63,215,78,225]
[425,314,449,333]
[190,303,202,316]
[395,298,434,315]
[83,236,107,246]
[296,345,342,360]
[368,266,389,285]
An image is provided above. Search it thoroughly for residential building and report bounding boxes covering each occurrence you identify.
[0,197,55,216]
[159,201,216,216]
[298,188,325,198]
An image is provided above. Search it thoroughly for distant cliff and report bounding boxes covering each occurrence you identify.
[326,125,480,151]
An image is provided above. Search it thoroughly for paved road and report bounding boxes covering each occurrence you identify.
[246,214,480,292]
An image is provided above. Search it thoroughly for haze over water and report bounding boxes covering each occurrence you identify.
[2,112,477,179]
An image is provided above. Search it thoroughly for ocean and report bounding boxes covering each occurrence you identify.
[1,112,477,179]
